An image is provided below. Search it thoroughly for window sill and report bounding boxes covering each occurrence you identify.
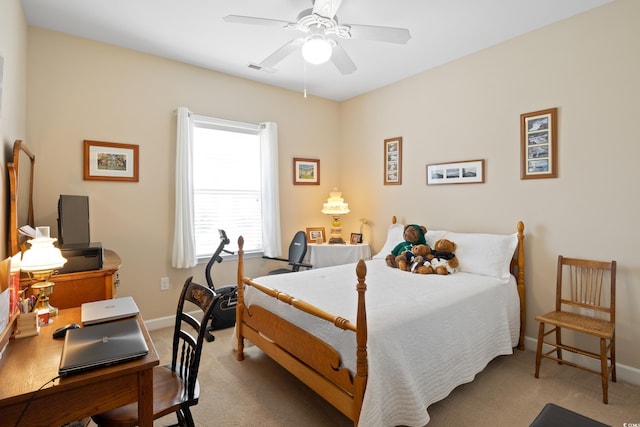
[196,249,263,265]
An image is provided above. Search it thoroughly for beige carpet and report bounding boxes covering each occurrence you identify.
[99,326,640,426]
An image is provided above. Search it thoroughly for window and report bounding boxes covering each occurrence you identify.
[192,116,262,257]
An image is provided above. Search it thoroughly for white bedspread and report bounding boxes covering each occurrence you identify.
[242,259,520,426]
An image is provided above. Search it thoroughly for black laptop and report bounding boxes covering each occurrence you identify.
[58,318,149,376]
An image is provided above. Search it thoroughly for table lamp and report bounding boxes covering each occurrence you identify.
[20,226,67,317]
[321,189,350,244]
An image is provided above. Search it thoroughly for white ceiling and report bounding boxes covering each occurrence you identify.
[21,0,612,101]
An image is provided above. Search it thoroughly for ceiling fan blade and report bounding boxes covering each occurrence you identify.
[330,43,357,75]
[312,0,344,18]
[345,24,411,44]
[223,15,291,28]
[259,39,302,69]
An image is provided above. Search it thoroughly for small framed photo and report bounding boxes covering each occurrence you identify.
[293,158,320,185]
[350,233,363,244]
[520,107,558,179]
[306,227,326,243]
[427,159,485,185]
[84,140,139,182]
[384,137,402,185]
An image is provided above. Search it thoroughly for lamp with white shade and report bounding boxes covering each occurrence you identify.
[21,227,67,317]
[321,189,350,244]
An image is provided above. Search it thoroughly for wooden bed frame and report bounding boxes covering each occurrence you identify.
[235,220,525,425]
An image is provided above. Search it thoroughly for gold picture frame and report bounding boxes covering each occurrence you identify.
[520,108,558,179]
[306,227,326,243]
[384,137,402,185]
[84,140,139,182]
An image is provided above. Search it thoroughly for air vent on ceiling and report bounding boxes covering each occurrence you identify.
[248,63,276,73]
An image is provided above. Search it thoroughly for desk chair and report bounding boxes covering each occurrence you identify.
[92,277,218,427]
[262,230,312,274]
[534,255,617,404]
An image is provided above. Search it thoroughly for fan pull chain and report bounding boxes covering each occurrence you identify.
[303,60,308,98]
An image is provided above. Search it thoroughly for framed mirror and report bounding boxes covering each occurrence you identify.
[8,140,36,255]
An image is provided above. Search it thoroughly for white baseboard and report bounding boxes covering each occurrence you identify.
[143,309,204,332]
[524,335,640,386]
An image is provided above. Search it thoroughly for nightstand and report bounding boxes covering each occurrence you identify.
[305,243,371,268]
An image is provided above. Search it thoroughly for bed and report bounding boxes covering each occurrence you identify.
[235,218,525,426]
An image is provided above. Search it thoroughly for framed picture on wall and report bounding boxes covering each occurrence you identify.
[384,137,402,185]
[520,107,558,179]
[293,158,320,185]
[84,140,139,182]
[426,159,485,185]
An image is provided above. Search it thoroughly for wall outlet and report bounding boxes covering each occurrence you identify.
[160,277,170,291]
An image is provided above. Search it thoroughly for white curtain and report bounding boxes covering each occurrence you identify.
[171,107,197,268]
[260,122,281,258]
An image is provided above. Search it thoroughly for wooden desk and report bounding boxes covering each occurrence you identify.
[0,307,159,427]
[21,249,122,309]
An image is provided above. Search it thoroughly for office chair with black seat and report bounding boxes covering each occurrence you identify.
[534,255,617,404]
[92,277,219,427]
[262,230,312,275]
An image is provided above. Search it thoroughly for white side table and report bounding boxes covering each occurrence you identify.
[305,243,372,269]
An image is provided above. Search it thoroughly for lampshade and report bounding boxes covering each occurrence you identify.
[321,189,349,244]
[301,35,333,65]
[321,190,350,215]
[21,237,67,272]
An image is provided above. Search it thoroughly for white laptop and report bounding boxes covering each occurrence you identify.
[81,296,140,326]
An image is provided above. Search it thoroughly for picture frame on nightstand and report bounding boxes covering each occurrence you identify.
[306,227,326,243]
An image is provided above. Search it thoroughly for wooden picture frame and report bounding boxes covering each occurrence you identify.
[306,227,326,243]
[384,137,402,185]
[350,233,363,244]
[293,158,320,185]
[84,140,139,182]
[427,159,485,185]
[520,107,558,179]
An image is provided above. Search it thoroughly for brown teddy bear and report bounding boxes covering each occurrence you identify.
[385,224,429,268]
[397,244,432,272]
[429,239,459,275]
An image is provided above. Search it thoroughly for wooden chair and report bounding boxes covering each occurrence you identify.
[92,277,218,426]
[535,256,617,403]
[262,230,312,274]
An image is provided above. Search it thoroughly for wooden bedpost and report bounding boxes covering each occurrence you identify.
[516,221,525,351]
[353,259,368,425]
[236,236,245,361]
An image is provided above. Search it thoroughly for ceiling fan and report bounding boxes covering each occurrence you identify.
[223,0,411,75]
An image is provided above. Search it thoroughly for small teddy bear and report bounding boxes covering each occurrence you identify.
[429,239,459,275]
[396,244,432,272]
[386,224,428,268]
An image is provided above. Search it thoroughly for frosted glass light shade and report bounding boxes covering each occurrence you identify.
[302,36,332,65]
[321,190,350,215]
[21,237,67,272]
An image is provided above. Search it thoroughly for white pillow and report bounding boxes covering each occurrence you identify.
[444,231,518,283]
[372,223,405,259]
[425,230,448,248]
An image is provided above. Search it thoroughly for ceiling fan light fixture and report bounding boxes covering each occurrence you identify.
[301,35,332,65]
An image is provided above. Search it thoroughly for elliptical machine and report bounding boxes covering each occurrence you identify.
[204,229,238,342]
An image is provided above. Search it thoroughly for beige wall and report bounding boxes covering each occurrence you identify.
[13,0,640,378]
[25,28,341,320]
[0,0,28,259]
[341,0,640,374]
